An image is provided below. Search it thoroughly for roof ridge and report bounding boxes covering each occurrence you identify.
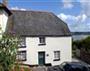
[10,9,53,14]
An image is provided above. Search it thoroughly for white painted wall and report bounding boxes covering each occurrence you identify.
[19,37,72,66]
[0,10,8,33]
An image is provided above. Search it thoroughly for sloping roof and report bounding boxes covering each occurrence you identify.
[6,10,71,37]
[0,3,12,16]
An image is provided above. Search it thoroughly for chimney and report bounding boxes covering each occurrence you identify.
[2,0,8,6]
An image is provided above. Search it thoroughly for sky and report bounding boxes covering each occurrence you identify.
[0,0,90,32]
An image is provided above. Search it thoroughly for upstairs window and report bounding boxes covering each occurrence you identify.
[54,51,60,61]
[39,37,46,45]
[18,37,26,48]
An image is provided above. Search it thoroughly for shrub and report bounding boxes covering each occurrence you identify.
[0,34,19,71]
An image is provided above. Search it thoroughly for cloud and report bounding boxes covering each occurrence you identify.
[57,13,90,32]
[81,14,87,22]
[60,0,90,31]
[62,0,74,8]
[80,0,90,17]
[58,13,68,21]
[10,7,26,11]
[58,13,87,23]
[69,23,90,32]
[62,0,90,16]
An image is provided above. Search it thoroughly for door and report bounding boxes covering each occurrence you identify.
[38,52,45,65]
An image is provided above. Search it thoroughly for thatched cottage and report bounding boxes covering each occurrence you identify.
[0,3,72,66]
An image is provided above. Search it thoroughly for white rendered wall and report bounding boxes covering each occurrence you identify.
[19,37,72,66]
[0,10,8,33]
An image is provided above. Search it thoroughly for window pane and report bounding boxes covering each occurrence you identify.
[17,51,26,61]
[39,37,45,44]
[19,37,26,47]
[54,51,60,60]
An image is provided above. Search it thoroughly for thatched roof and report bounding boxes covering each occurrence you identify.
[6,10,71,37]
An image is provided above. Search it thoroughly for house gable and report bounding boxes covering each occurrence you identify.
[0,3,11,33]
[0,3,12,16]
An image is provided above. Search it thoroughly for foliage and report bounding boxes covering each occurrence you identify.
[81,36,90,51]
[73,36,90,51]
[73,40,82,49]
[0,34,19,71]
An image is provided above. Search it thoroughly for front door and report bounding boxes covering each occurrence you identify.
[38,52,45,65]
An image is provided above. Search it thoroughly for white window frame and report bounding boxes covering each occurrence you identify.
[17,51,26,61]
[54,51,60,61]
[18,37,26,48]
[39,37,46,45]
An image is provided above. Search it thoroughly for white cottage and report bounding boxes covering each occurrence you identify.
[0,3,72,66]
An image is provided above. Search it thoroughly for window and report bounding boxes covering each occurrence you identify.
[54,51,60,61]
[17,51,26,61]
[18,37,26,48]
[39,37,46,45]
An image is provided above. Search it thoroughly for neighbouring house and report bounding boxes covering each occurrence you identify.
[0,3,11,33]
[0,3,72,66]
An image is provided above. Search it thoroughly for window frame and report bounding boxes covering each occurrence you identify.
[16,51,27,61]
[18,37,26,48]
[54,51,60,61]
[38,37,46,45]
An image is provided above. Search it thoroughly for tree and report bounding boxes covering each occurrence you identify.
[73,40,82,49]
[73,36,90,52]
[0,34,19,71]
[81,36,90,51]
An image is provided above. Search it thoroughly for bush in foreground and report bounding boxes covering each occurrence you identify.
[0,34,19,71]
